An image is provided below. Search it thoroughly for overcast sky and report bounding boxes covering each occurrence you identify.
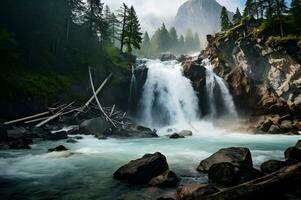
[102,0,291,34]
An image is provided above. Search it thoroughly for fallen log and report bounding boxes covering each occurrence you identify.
[35,102,75,128]
[85,73,113,108]
[199,162,301,200]
[109,105,115,117]
[88,67,116,128]
[4,111,50,125]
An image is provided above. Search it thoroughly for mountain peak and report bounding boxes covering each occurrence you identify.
[174,0,233,46]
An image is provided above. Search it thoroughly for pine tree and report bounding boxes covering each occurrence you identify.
[243,0,255,17]
[124,6,142,53]
[232,8,242,24]
[275,0,287,37]
[158,24,170,52]
[109,13,119,46]
[266,0,276,21]
[86,0,105,35]
[141,32,151,57]
[220,6,231,31]
[169,27,178,50]
[290,0,301,29]
[65,0,85,41]
[257,0,266,18]
[117,3,128,52]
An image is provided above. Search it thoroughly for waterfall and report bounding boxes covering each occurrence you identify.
[203,59,238,119]
[129,58,237,128]
[136,59,200,127]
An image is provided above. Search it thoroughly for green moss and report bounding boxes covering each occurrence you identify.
[266,35,301,47]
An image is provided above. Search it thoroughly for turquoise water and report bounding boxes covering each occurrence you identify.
[0,121,300,200]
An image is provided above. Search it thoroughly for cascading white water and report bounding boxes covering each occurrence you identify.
[137,59,200,127]
[203,59,238,119]
[130,58,238,128]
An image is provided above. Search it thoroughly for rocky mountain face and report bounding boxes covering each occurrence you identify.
[174,0,233,46]
[184,19,301,134]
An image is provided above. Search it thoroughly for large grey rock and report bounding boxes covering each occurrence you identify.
[208,162,240,187]
[260,160,287,174]
[285,147,301,164]
[7,127,27,139]
[197,147,253,172]
[48,145,69,152]
[280,120,294,131]
[178,130,193,137]
[8,139,31,149]
[80,117,111,135]
[160,53,176,61]
[106,125,158,138]
[169,133,185,139]
[176,184,219,200]
[149,170,179,187]
[114,152,169,184]
[66,138,78,143]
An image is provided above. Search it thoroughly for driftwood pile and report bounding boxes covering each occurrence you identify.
[4,68,127,129]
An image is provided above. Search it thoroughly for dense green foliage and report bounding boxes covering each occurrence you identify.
[232,8,242,24]
[221,0,300,39]
[220,6,232,31]
[137,25,201,58]
[124,6,142,53]
[0,0,140,103]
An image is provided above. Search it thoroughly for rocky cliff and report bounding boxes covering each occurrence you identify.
[174,0,233,46]
[185,19,301,134]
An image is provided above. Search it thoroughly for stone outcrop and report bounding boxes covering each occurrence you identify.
[48,145,69,152]
[185,19,301,134]
[176,184,219,200]
[197,147,253,172]
[149,170,179,187]
[113,152,171,185]
[260,160,287,174]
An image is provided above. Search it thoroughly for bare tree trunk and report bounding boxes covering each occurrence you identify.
[88,67,116,128]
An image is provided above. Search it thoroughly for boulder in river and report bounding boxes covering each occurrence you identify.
[80,117,111,135]
[285,147,301,164]
[160,53,176,61]
[149,170,179,187]
[106,124,158,138]
[7,126,27,139]
[66,138,78,143]
[114,152,169,184]
[197,147,253,172]
[176,184,219,200]
[208,162,240,187]
[169,133,185,139]
[48,145,69,152]
[260,160,287,174]
[296,140,301,149]
[8,139,31,149]
[178,130,193,137]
